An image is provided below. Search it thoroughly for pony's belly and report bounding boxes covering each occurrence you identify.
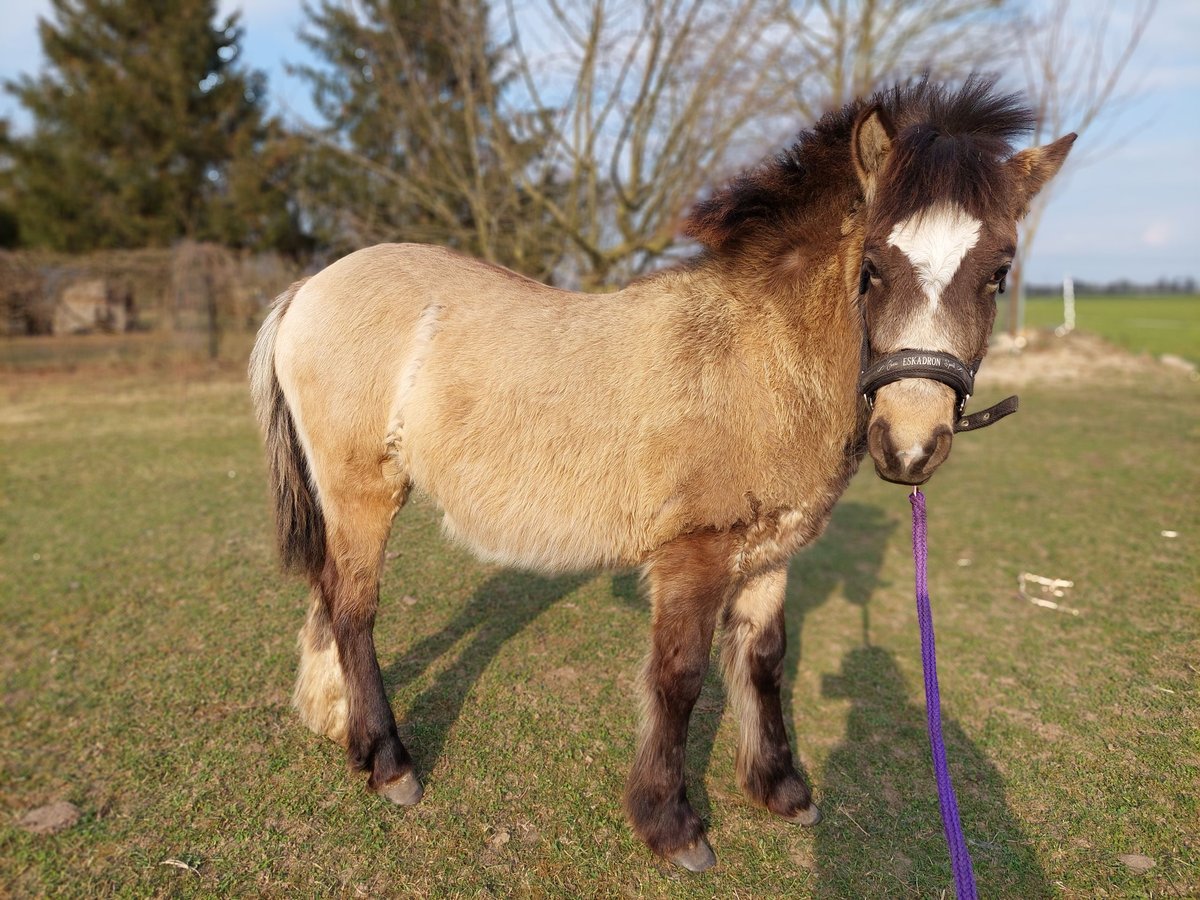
[436,504,630,573]
[420,454,658,572]
[394,377,662,572]
[397,417,652,573]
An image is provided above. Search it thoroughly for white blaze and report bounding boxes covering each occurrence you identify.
[888,205,982,309]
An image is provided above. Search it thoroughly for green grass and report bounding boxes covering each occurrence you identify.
[1,363,1196,897]
[1020,294,1200,362]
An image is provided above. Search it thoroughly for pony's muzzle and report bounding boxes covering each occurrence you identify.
[867,420,953,485]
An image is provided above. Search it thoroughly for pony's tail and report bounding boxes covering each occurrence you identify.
[249,278,326,579]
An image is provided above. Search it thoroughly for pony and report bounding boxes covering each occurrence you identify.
[249,77,1073,871]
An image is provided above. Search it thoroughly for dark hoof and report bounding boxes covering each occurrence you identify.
[379,771,423,806]
[669,836,716,872]
[782,802,821,826]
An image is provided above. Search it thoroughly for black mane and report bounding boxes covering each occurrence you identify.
[684,75,1034,252]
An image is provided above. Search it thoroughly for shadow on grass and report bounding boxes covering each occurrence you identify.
[374,496,1041,892]
[781,502,1047,895]
[381,568,594,774]
[378,565,726,827]
[816,646,1051,897]
[785,500,897,660]
[372,502,901,837]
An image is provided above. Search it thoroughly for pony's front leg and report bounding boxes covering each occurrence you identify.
[625,530,736,872]
[719,568,821,825]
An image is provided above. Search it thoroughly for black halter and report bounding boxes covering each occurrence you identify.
[857,324,1019,434]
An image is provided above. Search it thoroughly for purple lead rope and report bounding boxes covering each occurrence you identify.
[910,489,978,900]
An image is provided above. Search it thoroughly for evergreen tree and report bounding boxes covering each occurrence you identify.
[0,120,19,248]
[4,0,305,252]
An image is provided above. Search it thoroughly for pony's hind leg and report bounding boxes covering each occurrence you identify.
[294,589,348,745]
[719,568,820,825]
[308,477,421,805]
[625,530,737,872]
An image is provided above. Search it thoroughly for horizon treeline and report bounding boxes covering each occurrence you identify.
[1024,277,1199,297]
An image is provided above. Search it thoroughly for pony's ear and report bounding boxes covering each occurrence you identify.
[1006,132,1077,217]
[851,104,895,195]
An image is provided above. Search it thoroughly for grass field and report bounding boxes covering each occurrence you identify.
[1,352,1197,896]
[1018,294,1200,362]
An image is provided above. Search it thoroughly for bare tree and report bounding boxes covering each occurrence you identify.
[300,0,1047,289]
[1007,0,1157,333]
[780,0,1015,119]
[298,0,806,287]
[492,0,802,287]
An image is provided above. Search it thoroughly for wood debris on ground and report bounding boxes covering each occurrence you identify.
[1018,573,1081,616]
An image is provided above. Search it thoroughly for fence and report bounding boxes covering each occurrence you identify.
[0,244,303,356]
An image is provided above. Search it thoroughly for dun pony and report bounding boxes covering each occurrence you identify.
[250,77,1073,871]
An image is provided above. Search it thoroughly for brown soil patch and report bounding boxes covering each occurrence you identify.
[18,801,81,835]
[977,330,1183,388]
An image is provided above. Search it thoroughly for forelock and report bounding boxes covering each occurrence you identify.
[871,75,1034,227]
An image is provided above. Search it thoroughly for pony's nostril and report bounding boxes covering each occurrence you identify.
[896,441,928,469]
[867,420,891,465]
[867,420,949,484]
[920,426,954,475]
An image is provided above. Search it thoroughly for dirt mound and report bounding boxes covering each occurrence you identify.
[18,801,81,835]
[976,330,1184,388]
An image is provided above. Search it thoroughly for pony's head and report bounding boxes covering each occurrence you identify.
[851,80,1074,484]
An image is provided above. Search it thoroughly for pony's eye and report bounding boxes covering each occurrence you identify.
[859,260,879,295]
[989,265,1011,294]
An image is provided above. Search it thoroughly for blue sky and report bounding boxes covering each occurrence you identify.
[2,0,1196,283]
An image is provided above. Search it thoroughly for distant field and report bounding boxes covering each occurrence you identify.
[1019,294,1200,362]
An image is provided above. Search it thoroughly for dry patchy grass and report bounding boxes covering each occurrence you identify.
[1,350,1196,897]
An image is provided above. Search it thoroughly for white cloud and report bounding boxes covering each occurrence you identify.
[1141,222,1171,247]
